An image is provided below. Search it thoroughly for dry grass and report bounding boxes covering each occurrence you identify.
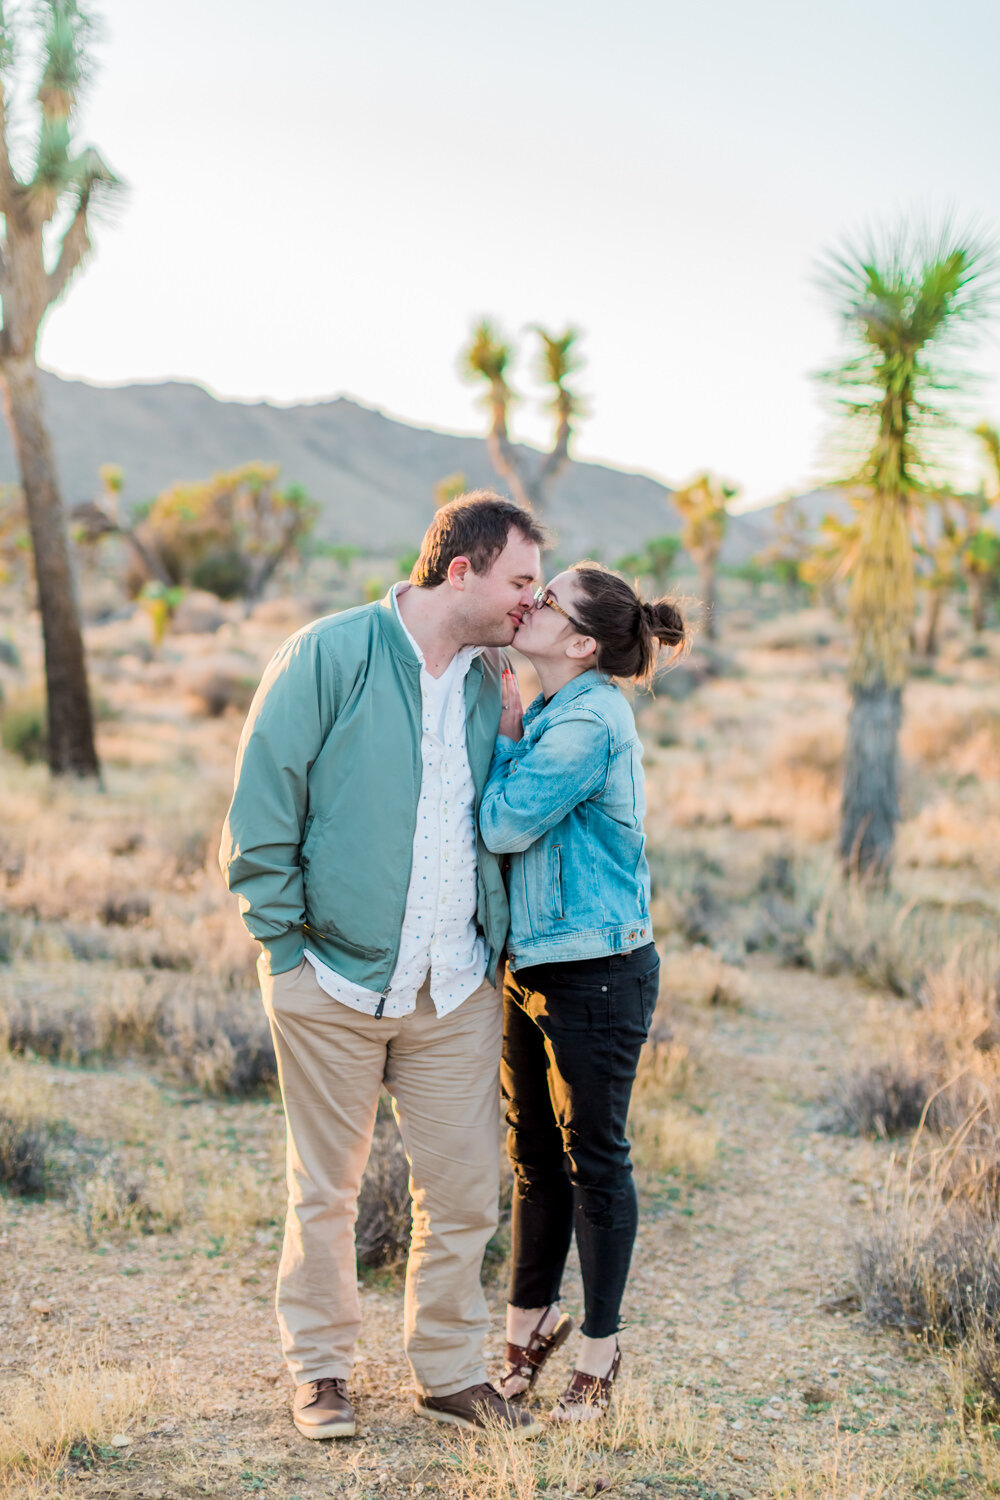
[0,1341,156,1498]
[658,946,749,1008]
[456,1374,719,1498]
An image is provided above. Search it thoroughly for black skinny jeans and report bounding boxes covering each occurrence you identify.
[501,943,660,1339]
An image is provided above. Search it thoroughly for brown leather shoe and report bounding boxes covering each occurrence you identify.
[292,1377,356,1439]
[414,1382,540,1438]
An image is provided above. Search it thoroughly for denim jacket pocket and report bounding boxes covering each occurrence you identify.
[552,845,565,921]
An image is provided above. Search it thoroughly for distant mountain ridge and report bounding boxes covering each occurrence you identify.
[8,371,786,562]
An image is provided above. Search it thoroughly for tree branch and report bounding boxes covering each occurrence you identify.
[0,86,21,214]
[46,186,90,305]
[484,380,533,510]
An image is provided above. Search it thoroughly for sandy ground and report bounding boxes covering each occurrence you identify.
[0,956,969,1499]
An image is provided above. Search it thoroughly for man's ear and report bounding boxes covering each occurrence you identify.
[447,556,472,590]
[567,635,597,663]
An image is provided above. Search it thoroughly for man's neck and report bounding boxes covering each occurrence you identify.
[395,584,465,679]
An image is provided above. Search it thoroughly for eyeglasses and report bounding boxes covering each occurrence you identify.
[533,587,587,634]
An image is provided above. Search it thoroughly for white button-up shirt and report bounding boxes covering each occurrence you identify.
[303,585,488,1018]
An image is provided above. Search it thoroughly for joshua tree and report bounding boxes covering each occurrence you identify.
[912,494,965,657]
[462,319,584,512]
[754,497,815,599]
[0,1,121,776]
[672,473,735,639]
[617,534,681,593]
[964,423,1000,631]
[819,224,994,873]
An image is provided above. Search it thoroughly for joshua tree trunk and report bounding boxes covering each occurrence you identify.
[697,557,718,640]
[2,356,98,775]
[920,589,944,657]
[840,683,901,873]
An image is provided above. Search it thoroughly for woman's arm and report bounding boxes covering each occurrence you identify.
[479,710,612,853]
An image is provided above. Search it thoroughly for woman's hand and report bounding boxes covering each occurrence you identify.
[499,667,524,742]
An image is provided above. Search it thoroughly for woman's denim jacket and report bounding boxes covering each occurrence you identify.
[479,670,653,971]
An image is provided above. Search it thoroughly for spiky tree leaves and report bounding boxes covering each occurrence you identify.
[672,472,735,639]
[0,1,122,776]
[819,224,995,873]
[461,318,584,513]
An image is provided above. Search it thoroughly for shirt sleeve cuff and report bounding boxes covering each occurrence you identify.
[260,928,305,975]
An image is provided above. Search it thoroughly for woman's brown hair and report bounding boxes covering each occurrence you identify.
[570,562,690,685]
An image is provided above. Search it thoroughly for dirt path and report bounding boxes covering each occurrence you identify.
[1,958,966,1499]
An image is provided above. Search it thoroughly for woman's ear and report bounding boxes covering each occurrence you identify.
[567,634,597,663]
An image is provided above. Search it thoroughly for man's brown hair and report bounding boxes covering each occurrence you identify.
[411,491,547,587]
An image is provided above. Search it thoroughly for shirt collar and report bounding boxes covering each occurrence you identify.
[391,583,484,671]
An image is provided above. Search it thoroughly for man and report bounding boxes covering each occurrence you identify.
[220,493,544,1440]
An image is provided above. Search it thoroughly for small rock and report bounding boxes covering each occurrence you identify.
[867,1365,889,1379]
[29,1300,51,1316]
[802,1385,834,1405]
[110,1434,132,1448]
[762,1405,785,1420]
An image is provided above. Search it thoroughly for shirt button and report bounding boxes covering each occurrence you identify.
[601,985,608,992]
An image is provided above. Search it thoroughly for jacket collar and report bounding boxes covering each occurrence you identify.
[377,585,485,681]
[523,668,604,728]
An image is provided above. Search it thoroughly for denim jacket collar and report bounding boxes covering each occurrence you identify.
[523,668,605,730]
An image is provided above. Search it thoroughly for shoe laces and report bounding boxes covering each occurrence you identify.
[312,1377,347,1395]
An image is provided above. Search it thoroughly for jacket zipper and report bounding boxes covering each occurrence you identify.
[375,986,390,1019]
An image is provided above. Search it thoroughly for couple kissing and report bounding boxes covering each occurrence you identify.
[220,491,689,1441]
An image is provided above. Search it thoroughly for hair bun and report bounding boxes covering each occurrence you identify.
[642,598,687,649]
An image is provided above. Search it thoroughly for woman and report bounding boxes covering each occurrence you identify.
[479,562,688,1420]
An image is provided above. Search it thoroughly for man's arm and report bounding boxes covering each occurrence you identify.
[219,629,334,973]
[479,710,611,854]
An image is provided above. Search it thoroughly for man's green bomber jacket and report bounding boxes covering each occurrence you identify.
[219,589,511,991]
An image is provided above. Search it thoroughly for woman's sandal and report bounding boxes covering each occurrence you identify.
[497,1309,575,1401]
[549,1346,621,1421]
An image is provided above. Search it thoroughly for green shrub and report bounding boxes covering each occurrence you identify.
[0,686,46,763]
[0,1113,47,1196]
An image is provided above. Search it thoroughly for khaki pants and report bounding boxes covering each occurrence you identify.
[260,958,502,1396]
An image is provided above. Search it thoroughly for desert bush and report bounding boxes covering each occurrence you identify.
[0,1112,47,1195]
[857,1194,1000,1346]
[355,1116,412,1268]
[76,1154,153,1240]
[124,462,318,606]
[824,1058,933,1138]
[658,946,748,1008]
[1,972,277,1096]
[0,684,46,763]
[629,1097,717,1179]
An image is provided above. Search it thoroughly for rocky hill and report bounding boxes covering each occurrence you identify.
[4,371,782,564]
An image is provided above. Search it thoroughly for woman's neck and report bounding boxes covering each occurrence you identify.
[534,659,591,702]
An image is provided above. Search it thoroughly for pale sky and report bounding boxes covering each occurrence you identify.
[26,0,1000,507]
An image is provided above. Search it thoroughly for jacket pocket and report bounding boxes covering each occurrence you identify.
[552,845,565,921]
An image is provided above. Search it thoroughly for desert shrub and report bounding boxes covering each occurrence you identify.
[127,463,318,605]
[824,1059,933,1138]
[0,1111,47,1195]
[355,1116,412,1268]
[1,975,277,1096]
[0,684,46,762]
[658,947,748,1009]
[76,1154,153,1240]
[857,1197,1000,1345]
